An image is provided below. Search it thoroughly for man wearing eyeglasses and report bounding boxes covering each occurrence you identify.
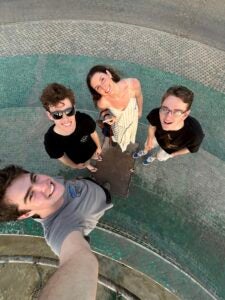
[133,86,204,165]
[40,83,102,172]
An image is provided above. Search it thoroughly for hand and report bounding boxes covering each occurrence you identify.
[95,147,103,161]
[96,146,102,156]
[74,163,86,169]
[103,115,116,125]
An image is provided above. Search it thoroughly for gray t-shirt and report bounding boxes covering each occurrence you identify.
[37,179,113,255]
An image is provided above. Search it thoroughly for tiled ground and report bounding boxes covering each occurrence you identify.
[0,12,224,300]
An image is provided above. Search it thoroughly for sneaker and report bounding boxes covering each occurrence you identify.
[143,155,155,166]
[132,150,147,159]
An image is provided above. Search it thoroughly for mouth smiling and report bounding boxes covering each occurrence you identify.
[62,121,72,126]
[104,86,111,94]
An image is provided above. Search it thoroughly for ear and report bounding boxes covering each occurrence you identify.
[106,70,112,78]
[17,211,34,220]
[46,111,54,121]
[183,109,191,120]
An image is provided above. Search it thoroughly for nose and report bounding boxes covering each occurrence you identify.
[101,79,107,90]
[164,111,173,121]
[33,178,50,195]
[62,112,70,121]
[100,83,106,91]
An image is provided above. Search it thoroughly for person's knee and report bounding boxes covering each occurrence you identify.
[157,151,172,161]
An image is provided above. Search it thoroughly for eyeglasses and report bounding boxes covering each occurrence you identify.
[49,106,75,120]
[159,106,187,117]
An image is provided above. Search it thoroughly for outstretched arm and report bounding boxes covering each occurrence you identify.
[39,231,98,300]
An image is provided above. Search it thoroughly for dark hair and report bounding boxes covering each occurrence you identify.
[0,165,30,222]
[86,65,120,106]
[161,86,194,110]
[40,83,75,111]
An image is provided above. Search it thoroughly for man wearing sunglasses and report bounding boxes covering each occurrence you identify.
[133,86,204,165]
[40,83,102,172]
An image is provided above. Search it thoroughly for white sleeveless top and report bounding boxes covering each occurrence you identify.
[109,81,139,152]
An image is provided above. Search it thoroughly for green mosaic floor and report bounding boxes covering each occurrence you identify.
[0,54,225,299]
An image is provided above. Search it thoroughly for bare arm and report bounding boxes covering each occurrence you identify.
[144,125,156,152]
[91,131,101,149]
[170,148,190,157]
[58,154,86,169]
[132,79,143,118]
[39,231,98,300]
[90,131,102,155]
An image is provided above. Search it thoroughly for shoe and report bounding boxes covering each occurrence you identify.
[133,150,147,159]
[142,155,155,166]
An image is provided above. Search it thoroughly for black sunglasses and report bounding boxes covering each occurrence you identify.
[49,106,75,120]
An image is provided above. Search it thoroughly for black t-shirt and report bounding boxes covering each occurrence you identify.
[147,108,204,154]
[44,111,97,163]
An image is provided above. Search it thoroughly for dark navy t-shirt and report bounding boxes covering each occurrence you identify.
[44,111,97,163]
[147,108,204,154]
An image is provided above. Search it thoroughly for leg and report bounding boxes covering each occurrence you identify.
[85,160,98,173]
[156,148,172,161]
[133,137,158,159]
[143,147,171,165]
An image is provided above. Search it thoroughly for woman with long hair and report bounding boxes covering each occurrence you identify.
[87,65,143,152]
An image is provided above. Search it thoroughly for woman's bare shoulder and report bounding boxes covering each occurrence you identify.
[122,78,140,89]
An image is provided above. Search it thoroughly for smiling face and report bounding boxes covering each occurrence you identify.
[90,71,115,96]
[5,173,65,219]
[47,98,76,134]
[159,95,190,131]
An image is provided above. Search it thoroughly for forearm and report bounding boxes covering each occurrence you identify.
[39,250,98,300]
[58,154,80,169]
[132,78,143,117]
[171,148,190,157]
[91,131,101,149]
[144,125,156,151]
[39,232,99,300]
[136,93,143,117]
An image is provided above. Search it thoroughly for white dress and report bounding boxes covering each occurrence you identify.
[109,91,139,152]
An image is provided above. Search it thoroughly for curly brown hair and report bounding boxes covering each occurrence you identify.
[0,165,30,222]
[40,83,75,111]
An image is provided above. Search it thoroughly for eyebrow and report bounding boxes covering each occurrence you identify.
[162,106,183,112]
[24,173,35,203]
